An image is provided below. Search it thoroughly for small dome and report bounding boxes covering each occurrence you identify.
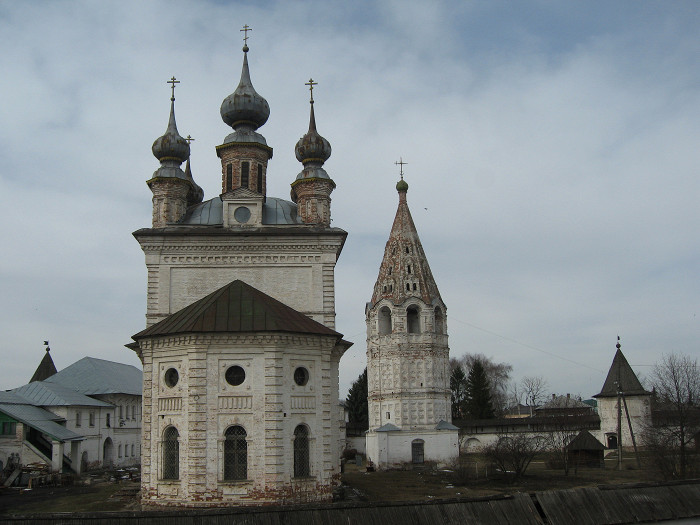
[295,104,331,165]
[152,100,189,163]
[220,50,270,131]
[396,178,409,192]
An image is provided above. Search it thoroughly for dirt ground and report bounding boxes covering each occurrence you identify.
[341,454,661,503]
[0,454,661,515]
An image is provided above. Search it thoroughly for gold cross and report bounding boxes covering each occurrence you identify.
[305,78,317,103]
[186,135,195,145]
[395,157,407,178]
[167,76,179,101]
[241,24,251,45]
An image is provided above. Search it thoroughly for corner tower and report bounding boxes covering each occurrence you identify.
[365,168,458,469]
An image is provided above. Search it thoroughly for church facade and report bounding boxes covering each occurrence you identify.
[130,37,350,506]
[365,177,458,469]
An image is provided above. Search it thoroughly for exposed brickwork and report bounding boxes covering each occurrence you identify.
[216,143,272,196]
[291,178,334,226]
[149,179,190,228]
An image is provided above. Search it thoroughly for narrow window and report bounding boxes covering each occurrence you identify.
[389,285,393,292]
[162,426,180,480]
[131,444,135,457]
[435,307,444,334]
[413,283,417,291]
[257,163,263,193]
[119,405,123,419]
[241,161,249,188]
[406,283,410,291]
[226,164,232,191]
[76,411,82,427]
[408,264,411,274]
[89,412,95,427]
[126,405,130,420]
[407,306,420,333]
[378,306,392,336]
[106,413,111,428]
[383,285,387,292]
[406,247,409,254]
[293,425,310,477]
[118,444,122,458]
[386,412,390,419]
[388,267,392,275]
[224,426,248,480]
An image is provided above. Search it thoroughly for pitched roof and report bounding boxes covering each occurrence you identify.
[45,357,142,396]
[133,279,341,340]
[370,183,443,307]
[30,349,57,383]
[566,430,605,451]
[594,348,650,398]
[0,403,83,442]
[11,381,112,408]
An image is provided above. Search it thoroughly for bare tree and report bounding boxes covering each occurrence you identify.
[483,433,546,481]
[521,375,548,415]
[643,353,700,479]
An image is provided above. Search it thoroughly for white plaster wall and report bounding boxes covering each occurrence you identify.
[366,429,458,469]
[595,395,650,449]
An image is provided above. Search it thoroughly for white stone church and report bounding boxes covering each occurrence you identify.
[129,37,351,506]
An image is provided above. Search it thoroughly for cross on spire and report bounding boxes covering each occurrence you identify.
[305,78,317,103]
[186,135,195,145]
[241,24,251,47]
[395,157,407,179]
[167,76,179,101]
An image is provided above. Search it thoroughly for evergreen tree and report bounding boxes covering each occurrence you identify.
[345,368,368,429]
[450,363,468,420]
[465,360,495,419]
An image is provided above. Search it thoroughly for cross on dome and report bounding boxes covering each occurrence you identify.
[241,24,251,51]
[395,157,407,179]
[167,76,179,102]
[305,78,317,104]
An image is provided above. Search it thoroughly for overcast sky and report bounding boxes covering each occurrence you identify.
[1,1,698,402]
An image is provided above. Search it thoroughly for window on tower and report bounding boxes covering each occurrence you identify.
[241,161,250,188]
[226,164,232,191]
[257,163,263,193]
[378,306,392,336]
[407,305,420,333]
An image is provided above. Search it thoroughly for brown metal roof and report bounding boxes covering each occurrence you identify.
[594,349,650,398]
[133,280,341,340]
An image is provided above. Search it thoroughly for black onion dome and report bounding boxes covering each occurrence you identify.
[220,50,270,131]
[152,100,190,163]
[295,104,331,165]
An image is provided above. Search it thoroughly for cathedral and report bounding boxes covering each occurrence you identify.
[129,34,351,506]
[365,172,459,469]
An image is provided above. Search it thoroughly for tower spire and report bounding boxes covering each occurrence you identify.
[371,175,441,306]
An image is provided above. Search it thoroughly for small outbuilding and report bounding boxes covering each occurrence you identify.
[566,430,605,469]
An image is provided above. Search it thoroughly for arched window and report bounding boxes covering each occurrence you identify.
[162,426,179,480]
[378,306,392,336]
[224,426,247,480]
[294,425,310,477]
[435,307,444,334]
[412,439,425,464]
[407,306,420,333]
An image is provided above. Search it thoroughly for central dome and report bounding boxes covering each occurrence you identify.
[220,49,270,131]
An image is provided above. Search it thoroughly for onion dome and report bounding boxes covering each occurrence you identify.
[294,81,332,182]
[152,97,190,164]
[396,178,409,192]
[184,158,204,206]
[220,46,270,133]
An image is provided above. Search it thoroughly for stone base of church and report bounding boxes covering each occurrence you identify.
[141,476,338,507]
[365,428,458,470]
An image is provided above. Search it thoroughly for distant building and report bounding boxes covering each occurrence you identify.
[0,350,141,475]
[365,177,458,469]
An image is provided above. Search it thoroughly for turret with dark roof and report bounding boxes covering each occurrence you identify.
[30,344,57,383]
[594,340,651,398]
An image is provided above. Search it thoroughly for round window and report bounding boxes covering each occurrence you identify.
[164,368,179,388]
[225,365,246,386]
[294,367,309,386]
[234,206,251,223]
